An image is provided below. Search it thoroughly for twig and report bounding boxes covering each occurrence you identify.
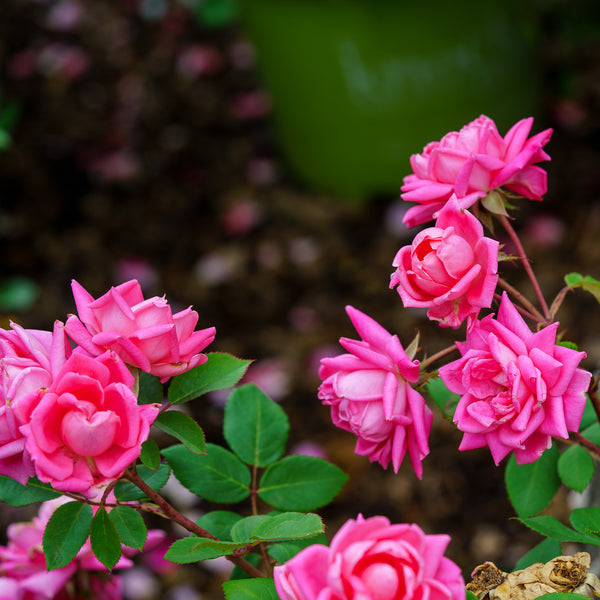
[123,466,265,578]
[498,215,550,321]
[419,344,458,371]
[497,277,546,323]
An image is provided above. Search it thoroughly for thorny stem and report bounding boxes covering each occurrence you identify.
[497,277,546,323]
[498,215,551,322]
[419,344,458,371]
[123,466,265,579]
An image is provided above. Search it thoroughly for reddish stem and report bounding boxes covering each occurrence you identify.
[498,215,550,321]
[419,344,458,371]
[124,467,265,578]
[497,278,545,323]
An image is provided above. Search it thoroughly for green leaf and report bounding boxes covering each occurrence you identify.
[155,410,206,455]
[167,353,251,405]
[268,536,328,564]
[114,464,171,501]
[43,501,93,570]
[196,511,243,542]
[138,371,163,405]
[581,422,600,446]
[140,439,161,471]
[231,516,269,542]
[109,505,148,550]
[165,536,253,563]
[0,475,60,506]
[514,538,562,570]
[570,507,600,535]
[579,395,597,431]
[425,377,460,418]
[224,384,289,467]
[466,591,479,600]
[91,507,122,570]
[558,445,594,492]
[535,594,590,600]
[481,190,509,216]
[520,515,600,545]
[258,455,348,511]
[563,273,600,303]
[505,444,560,517]
[223,578,279,600]
[163,443,250,503]
[565,273,584,286]
[250,512,324,542]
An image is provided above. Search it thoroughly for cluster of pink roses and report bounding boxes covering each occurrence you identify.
[319,114,592,476]
[0,496,163,600]
[0,279,215,493]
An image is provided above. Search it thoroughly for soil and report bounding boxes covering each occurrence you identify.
[1,1,600,599]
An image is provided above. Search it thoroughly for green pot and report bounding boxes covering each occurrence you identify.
[239,0,542,200]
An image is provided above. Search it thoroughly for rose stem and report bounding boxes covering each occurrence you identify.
[497,278,546,323]
[419,344,458,371]
[493,293,541,323]
[498,214,551,321]
[588,376,600,423]
[572,432,600,461]
[123,466,265,578]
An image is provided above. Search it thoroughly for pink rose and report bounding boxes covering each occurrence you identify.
[274,514,465,600]
[390,199,499,329]
[401,115,553,227]
[0,321,71,484]
[22,351,160,493]
[439,293,592,464]
[65,279,216,382]
[0,496,147,600]
[318,306,432,477]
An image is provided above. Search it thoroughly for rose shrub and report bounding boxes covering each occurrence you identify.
[400,115,552,227]
[21,351,160,493]
[390,199,499,329]
[438,293,592,464]
[65,279,216,382]
[0,322,71,484]
[274,514,465,600]
[318,306,432,477]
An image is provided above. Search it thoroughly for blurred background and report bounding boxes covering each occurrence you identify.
[1,0,600,598]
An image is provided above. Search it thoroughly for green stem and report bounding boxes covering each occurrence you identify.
[124,466,265,578]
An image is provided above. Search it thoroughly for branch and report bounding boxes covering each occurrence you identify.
[123,466,265,578]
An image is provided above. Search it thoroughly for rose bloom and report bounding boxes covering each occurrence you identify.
[274,514,465,600]
[0,496,159,600]
[439,293,592,464]
[390,199,498,329]
[318,306,432,477]
[401,115,553,228]
[21,351,160,493]
[65,279,216,382]
[0,321,71,484]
